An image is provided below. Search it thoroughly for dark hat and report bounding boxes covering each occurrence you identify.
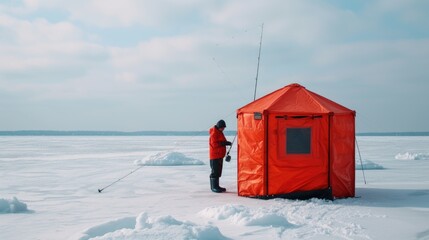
[216,119,226,128]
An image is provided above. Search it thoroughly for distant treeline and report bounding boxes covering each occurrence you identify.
[0,130,237,136]
[356,132,429,136]
[1,130,428,137]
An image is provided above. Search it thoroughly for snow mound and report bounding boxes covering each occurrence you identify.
[199,200,373,239]
[356,159,384,170]
[395,152,429,160]
[199,204,294,228]
[134,151,204,166]
[0,197,30,213]
[77,217,135,240]
[77,212,227,240]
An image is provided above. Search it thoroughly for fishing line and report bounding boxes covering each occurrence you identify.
[98,164,145,193]
[211,25,263,100]
[225,23,264,162]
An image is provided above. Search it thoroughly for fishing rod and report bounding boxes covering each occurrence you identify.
[226,23,264,163]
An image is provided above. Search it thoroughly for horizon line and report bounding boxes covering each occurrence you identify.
[1,130,429,136]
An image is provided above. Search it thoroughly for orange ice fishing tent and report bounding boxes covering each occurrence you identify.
[236,83,356,199]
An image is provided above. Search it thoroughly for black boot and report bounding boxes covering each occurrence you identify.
[210,177,225,193]
[218,179,226,192]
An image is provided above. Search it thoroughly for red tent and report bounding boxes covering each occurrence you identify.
[236,83,355,199]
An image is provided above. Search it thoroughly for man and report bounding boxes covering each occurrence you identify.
[209,119,232,193]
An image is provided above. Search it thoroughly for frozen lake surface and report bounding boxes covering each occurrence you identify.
[1,136,428,239]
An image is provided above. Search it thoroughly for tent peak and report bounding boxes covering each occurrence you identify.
[238,82,354,114]
[287,83,305,88]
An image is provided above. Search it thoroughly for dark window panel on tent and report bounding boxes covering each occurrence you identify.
[286,128,311,154]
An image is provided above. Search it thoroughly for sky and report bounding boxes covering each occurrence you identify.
[0,0,428,132]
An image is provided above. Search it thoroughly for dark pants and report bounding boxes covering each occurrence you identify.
[210,158,223,178]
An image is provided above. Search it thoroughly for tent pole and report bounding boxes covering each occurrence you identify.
[328,113,333,191]
[355,137,367,184]
[264,112,269,196]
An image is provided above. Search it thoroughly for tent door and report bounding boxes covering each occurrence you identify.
[267,115,329,195]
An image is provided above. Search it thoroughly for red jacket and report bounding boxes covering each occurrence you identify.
[209,126,227,160]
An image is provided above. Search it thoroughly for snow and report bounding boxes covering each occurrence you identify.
[77,213,227,240]
[1,136,429,240]
[134,151,204,166]
[394,152,429,160]
[198,204,294,227]
[356,159,384,170]
[0,197,30,213]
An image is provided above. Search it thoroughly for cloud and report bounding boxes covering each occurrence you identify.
[0,14,107,74]
[0,0,428,131]
[20,0,205,27]
[0,12,110,101]
[209,0,362,46]
[310,39,429,84]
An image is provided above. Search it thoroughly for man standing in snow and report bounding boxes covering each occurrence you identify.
[209,120,232,193]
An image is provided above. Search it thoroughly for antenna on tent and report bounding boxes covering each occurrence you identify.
[253,23,264,101]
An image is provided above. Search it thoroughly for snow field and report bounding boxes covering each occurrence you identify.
[75,198,374,240]
[1,136,429,240]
